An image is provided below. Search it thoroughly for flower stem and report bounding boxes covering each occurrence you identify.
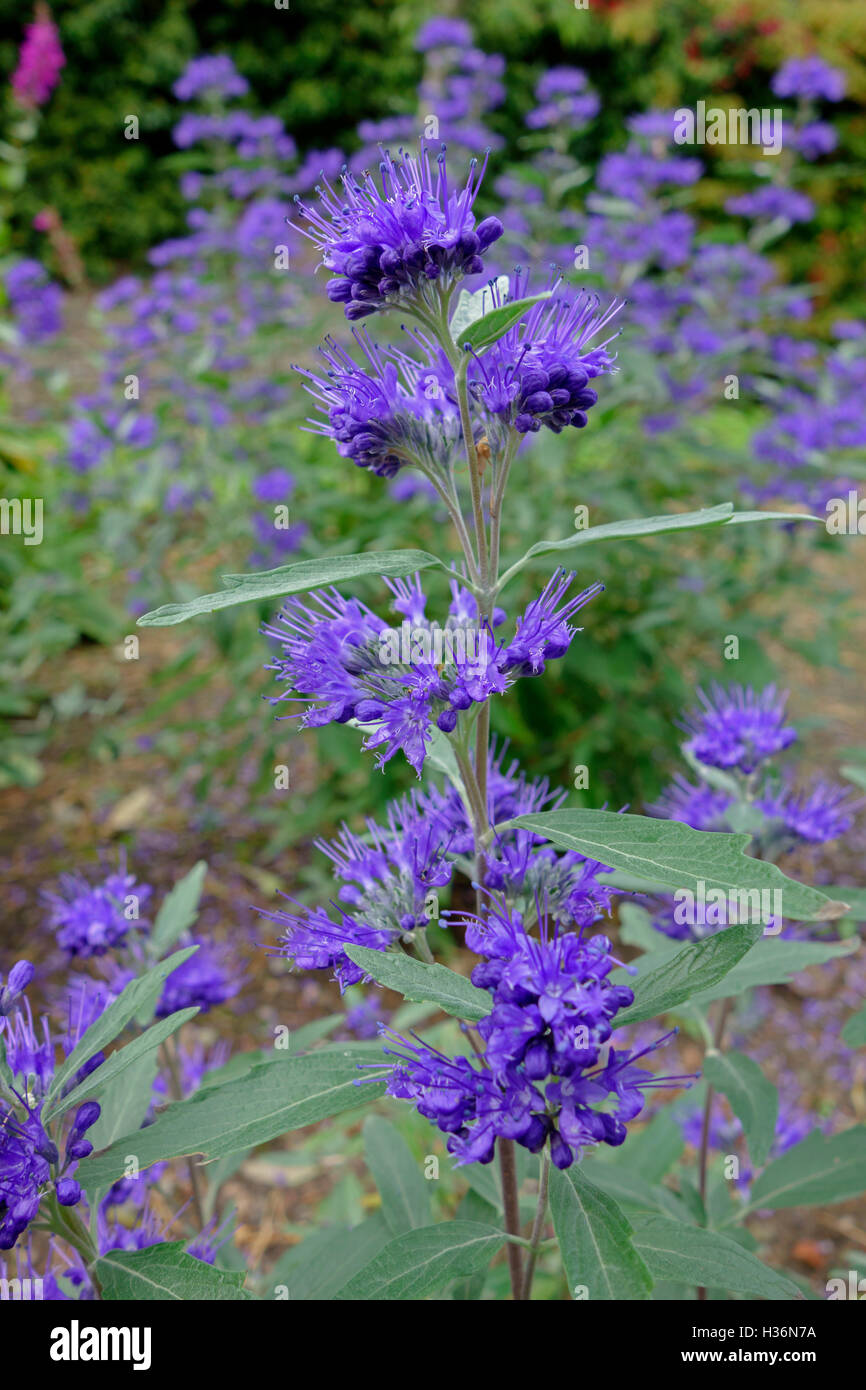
[161,1035,207,1231]
[519,1148,551,1301]
[45,1189,103,1298]
[696,997,734,1300]
[498,1137,523,1299]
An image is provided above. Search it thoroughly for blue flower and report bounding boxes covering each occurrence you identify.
[771,57,846,102]
[156,939,239,1017]
[296,329,461,479]
[294,147,503,320]
[0,975,102,1249]
[43,857,153,959]
[680,683,797,775]
[468,276,621,438]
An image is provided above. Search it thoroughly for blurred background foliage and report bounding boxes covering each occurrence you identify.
[1,0,863,850]
[2,0,865,284]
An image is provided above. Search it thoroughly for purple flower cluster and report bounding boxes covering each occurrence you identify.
[748,332,866,510]
[266,742,619,991]
[172,55,249,103]
[725,186,814,225]
[355,21,505,164]
[467,275,621,439]
[771,57,846,103]
[297,329,460,479]
[381,907,688,1168]
[5,259,63,344]
[43,859,153,959]
[265,798,454,990]
[527,68,600,132]
[680,683,797,774]
[648,685,860,942]
[295,147,503,320]
[264,570,602,775]
[154,939,239,1018]
[0,966,102,1249]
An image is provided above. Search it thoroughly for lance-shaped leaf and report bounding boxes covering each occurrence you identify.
[821,884,866,921]
[85,1050,159,1156]
[613,924,762,1026]
[363,1116,431,1235]
[703,1049,779,1167]
[96,1243,250,1301]
[344,945,492,1022]
[455,292,552,352]
[497,505,821,588]
[689,935,858,1007]
[77,1047,389,1190]
[579,1161,694,1223]
[48,1007,199,1121]
[449,276,510,343]
[43,946,198,1115]
[842,1004,866,1049]
[630,1217,799,1299]
[549,1165,653,1301]
[266,1216,391,1301]
[502,809,846,922]
[150,860,207,955]
[334,1221,505,1300]
[741,1127,866,1214]
[136,550,444,627]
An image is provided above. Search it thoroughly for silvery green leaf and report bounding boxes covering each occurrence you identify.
[449,276,509,343]
[137,551,444,626]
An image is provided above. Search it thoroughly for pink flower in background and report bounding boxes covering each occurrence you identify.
[11,5,65,109]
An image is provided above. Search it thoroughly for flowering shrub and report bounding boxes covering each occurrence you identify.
[2,28,866,1306]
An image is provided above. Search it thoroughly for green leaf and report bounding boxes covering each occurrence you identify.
[49,1008,198,1121]
[549,1165,653,1301]
[842,1004,866,1048]
[43,947,198,1115]
[136,551,443,627]
[744,1127,866,1213]
[460,1159,506,1211]
[78,1047,389,1190]
[449,277,509,343]
[455,292,551,351]
[703,1050,779,1167]
[504,809,845,922]
[689,935,860,1006]
[363,1116,431,1235]
[841,764,866,792]
[81,1052,159,1216]
[334,1221,504,1300]
[615,1111,684,1183]
[150,861,207,955]
[614,924,763,1026]
[265,1215,391,1300]
[580,1161,694,1223]
[96,1242,250,1300]
[287,1014,344,1051]
[0,1033,15,1092]
[344,945,492,1022]
[630,1217,799,1299]
[821,884,866,921]
[499,505,821,586]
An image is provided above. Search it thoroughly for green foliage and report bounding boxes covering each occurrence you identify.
[96,1242,250,1300]
[333,1220,505,1300]
[549,1165,653,1301]
[344,946,493,1022]
[504,808,844,921]
[703,1050,779,1168]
